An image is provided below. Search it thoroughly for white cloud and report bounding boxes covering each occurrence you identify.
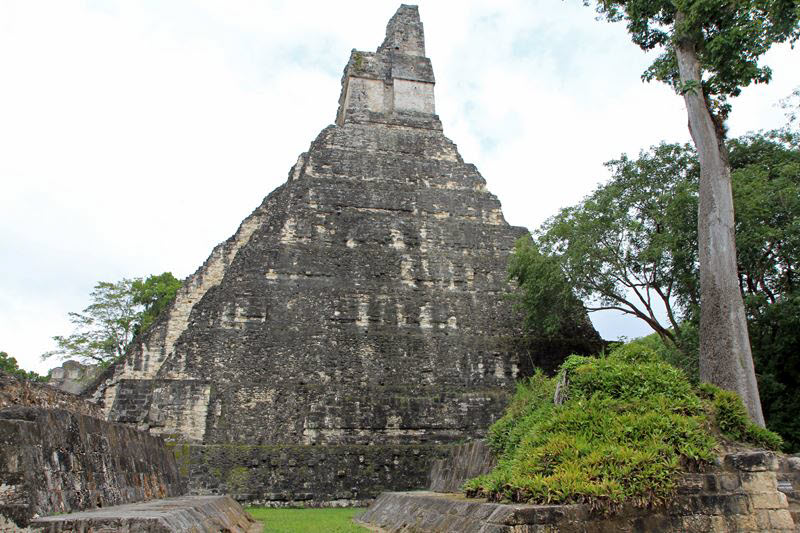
[1,0,798,373]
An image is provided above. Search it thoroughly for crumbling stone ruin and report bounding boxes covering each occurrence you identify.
[0,371,259,532]
[83,4,600,504]
[46,359,99,395]
[358,443,800,532]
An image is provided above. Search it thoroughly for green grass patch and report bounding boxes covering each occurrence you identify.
[246,507,368,533]
[464,346,782,512]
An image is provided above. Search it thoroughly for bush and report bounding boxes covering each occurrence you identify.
[465,346,782,510]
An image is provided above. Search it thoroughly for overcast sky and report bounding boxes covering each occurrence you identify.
[2,1,798,374]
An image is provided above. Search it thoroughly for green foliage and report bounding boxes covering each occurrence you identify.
[698,384,784,450]
[0,351,47,381]
[465,346,781,509]
[487,371,556,457]
[525,142,699,353]
[592,0,800,122]
[247,507,368,532]
[508,238,588,340]
[748,294,800,452]
[520,130,799,449]
[43,279,140,366]
[622,329,699,383]
[132,272,182,334]
[43,272,182,366]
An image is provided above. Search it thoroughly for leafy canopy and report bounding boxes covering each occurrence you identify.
[132,272,183,334]
[43,272,182,366]
[520,142,699,352]
[517,130,799,352]
[514,129,800,449]
[0,351,47,381]
[593,0,800,120]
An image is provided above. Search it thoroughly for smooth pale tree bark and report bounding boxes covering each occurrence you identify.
[674,12,765,426]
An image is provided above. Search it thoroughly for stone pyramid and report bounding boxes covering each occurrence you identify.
[87,5,581,503]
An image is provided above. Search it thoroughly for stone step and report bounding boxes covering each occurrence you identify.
[30,495,261,533]
[357,490,797,533]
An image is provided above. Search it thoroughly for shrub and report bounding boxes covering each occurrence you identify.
[465,346,782,511]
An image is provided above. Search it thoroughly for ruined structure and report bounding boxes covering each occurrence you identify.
[359,450,799,532]
[86,5,599,503]
[47,359,100,395]
[0,371,259,532]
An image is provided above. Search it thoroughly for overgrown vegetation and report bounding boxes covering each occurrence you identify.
[464,346,781,510]
[43,272,182,366]
[247,507,367,533]
[512,126,800,451]
[0,351,47,381]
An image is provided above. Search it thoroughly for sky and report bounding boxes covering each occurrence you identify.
[1,1,798,375]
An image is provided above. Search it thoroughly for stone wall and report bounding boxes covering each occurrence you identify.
[29,496,261,533]
[0,406,185,529]
[179,443,450,507]
[0,371,102,419]
[428,440,496,493]
[357,451,798,532]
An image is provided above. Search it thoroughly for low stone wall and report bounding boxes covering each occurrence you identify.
[30,495,260,533]
[357,451,797,532]
[180,443,451,506]
[0,371,102,419]
[0,406,186,529]
[428,440,495,493]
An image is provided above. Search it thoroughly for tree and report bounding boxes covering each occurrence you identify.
[591,0,800,425]
[1,350,48,381]
[516,130,800,448]
[43,279,140,366]
[529,142,699,353]
[132,272,182,335]
[43,273,182,366]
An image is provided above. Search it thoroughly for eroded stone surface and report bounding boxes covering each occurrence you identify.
[0,371,102,419]
[30,495,260,533]
[358,451,798,532]
[46,360,100,395]
[0,406,185,529]
[428,440,495,493]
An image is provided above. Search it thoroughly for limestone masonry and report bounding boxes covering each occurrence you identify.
[85,5,599,503]
[358,450,800,532]
[0,372,259,532]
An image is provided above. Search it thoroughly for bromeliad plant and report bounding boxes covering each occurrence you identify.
[464,345,782,510]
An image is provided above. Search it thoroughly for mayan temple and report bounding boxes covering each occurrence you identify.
[87,5,593,503]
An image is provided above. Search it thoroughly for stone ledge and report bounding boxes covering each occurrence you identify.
[30,496,260,533]
[356,490,797,532]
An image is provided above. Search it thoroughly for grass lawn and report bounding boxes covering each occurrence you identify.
[246,507,369,533]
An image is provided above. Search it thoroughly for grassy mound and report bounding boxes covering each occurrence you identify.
[463,346,782,510]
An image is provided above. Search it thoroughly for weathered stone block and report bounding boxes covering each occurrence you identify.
[30,495,260,533]
[0,407,184,528]
[726,451,779,472]
[767,508,795,529]
[750,490,788,510]
[740,470,778,493]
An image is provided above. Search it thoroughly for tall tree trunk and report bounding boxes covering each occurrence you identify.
[674,13,765,426]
